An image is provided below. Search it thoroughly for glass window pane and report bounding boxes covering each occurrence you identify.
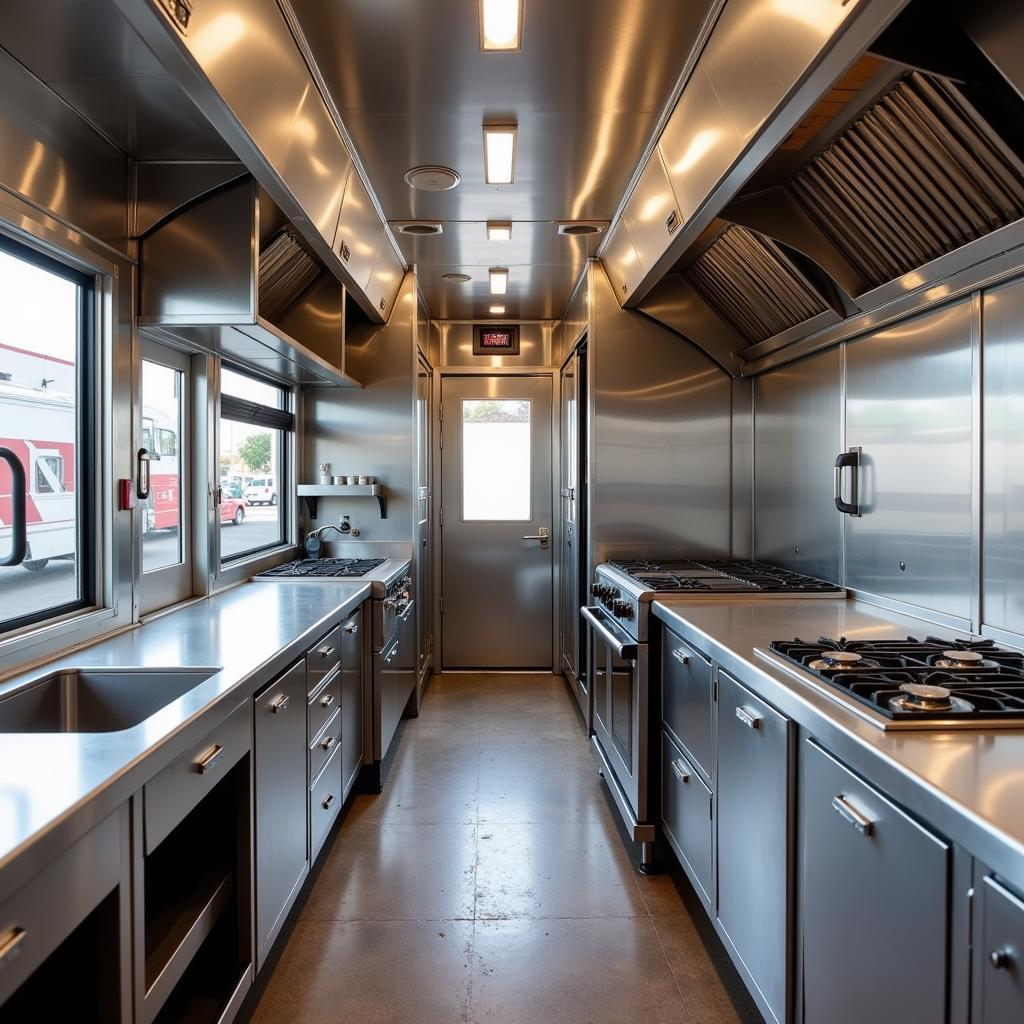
[0,246,83,630]
[219,420,284,561]
[462,399,531,521]
[221,366,281,408]
[142,360,184,573]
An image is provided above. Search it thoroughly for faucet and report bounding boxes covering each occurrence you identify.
[307,515,359,545]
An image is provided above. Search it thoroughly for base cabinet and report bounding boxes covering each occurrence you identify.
[800,739,949,1024]
[716,670,790,1024]
[254,660,309,968]
[975,874,1024,1023]
[340,608,364,798]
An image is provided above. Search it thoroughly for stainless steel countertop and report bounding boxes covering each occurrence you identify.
[652,598,1024,891]
[0,580,370,895]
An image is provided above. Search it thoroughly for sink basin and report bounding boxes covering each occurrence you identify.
[0,667,221,733]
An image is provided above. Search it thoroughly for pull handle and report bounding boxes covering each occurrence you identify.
[322,793,336,810]
[522,526,550,548]
[0,448,27,567]
[385,643,399,664]
[831,794,874,836]
[834,448,861,516]
[735,705,762,730]
[989,948,1014,970]
[320,733,336,752]
[317,646,336,659]
[320,692,336,709]
[137,448,152,500]
[0,926,26,970]
[270,694,290,713]
[344,622,359,635]
[670,648,689,666]
[670,759,690,783]
[194,744,224,775]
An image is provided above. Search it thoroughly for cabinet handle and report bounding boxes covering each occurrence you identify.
[670,648,689,666]
[322,794,336,811]
[0,926,26,970]
[989,948,1014,970]
[318,646,336,659]
[320,692,336,709]
[270,694,290,713]
[735,705,761,730]
[194,744,224,775]
[345,623,359,635]
[831,795,874,836]
[670,759,690,783]
[320,734,336,752]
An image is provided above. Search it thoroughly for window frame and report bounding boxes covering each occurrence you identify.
[0,231,97,637]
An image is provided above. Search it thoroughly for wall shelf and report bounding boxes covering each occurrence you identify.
[297,483,387,519]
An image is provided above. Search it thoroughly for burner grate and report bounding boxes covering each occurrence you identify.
[260,558,386,578]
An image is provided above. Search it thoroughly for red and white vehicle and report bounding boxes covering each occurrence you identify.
[141,404,181,536]
[0,379,76,571]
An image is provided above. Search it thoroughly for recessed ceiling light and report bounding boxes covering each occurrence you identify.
[442,273,472,283]
[489,304,506,315]
[404,165,461,191]
[487,221,513,241]
[483,125,517,185]
[489,267,509,294]
[557,221,607,236]
[480,0,522,51]
[394,221,444,235]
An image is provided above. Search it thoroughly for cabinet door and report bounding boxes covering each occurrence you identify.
[661,731,713,908]
[716,671,790,1024]
[661,629,713,780]
[340,608,364,798]
[254,659,309,967]
[801,740,949,1024]
[977,876,1024,1024]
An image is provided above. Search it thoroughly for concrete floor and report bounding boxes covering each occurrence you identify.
[241,673,762,1024]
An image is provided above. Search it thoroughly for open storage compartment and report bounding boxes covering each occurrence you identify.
[139,176,363,388]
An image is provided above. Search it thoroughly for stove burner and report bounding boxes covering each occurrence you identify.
[259,557,386,578]
[607,559,843,595]
[889,682,974,715]
[808,651,865,671]
[934,650,995,669]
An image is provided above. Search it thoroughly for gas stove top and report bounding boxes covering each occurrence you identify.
[607,559,844,595]
[764,635,1024,729]
[256,557,386,578]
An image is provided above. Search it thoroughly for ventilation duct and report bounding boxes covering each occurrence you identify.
[258,228,323,324]
[683,225,831,345]
[791,71,1024,289]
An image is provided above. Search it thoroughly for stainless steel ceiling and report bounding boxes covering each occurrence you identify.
[288,0,717,321]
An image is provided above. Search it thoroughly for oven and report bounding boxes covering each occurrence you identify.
[580,602,654,867]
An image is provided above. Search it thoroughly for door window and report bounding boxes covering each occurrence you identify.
[461,399,531,521]
[0,236,92,634]
[142,359,185,574]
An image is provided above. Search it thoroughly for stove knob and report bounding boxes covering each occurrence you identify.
[612,600,633,619]
[591,583,603,598]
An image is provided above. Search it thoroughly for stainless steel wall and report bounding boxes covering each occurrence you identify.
[591,264,732,564]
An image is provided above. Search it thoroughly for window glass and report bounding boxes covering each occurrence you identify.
[462,399,531,521]
[219,368,288,561]
[0,241,89,632]
[142,359,184,574]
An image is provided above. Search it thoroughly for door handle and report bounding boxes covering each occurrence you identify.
[834,447,861,516]
[137,447,152,500]
[670,648,689,666]
[0,448,27,567]
[670,759,690,783]
[270,694,290,713]
[831,794,874,835]
[735,705,762,730]
[523,526,550,548]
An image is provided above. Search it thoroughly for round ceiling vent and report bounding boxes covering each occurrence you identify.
[404,165,461,191]
[558,221,607,236]
[442,272,472,283]
[395,221,444,236]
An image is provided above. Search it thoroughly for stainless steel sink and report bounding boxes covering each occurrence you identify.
[0,667,221,733]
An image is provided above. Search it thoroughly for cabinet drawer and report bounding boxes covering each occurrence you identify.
[661,629,713,780]
[978,875,1024,1023]
[308,669,341,745]
[307,625,341,695]
[0,810,121,1007]
[801,739,948,1024]
[310,745,343,863]
[145,698,250,854]
[661,730,712,907]
[308,707,341,781]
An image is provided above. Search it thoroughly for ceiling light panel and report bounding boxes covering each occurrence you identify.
[487,221,513,241]
[483,125,517,185]
[489,305,506,315]
[489,268,509,294]
[480,0,522,51]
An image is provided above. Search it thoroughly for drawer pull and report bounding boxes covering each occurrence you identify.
[194,744,224,775]
[344,622,359,635]
[320,692,336,709]
[989,948,1014,970]
[317,646,336,659]
[670,649,689,666]
[0,926,26,970]
[270,694,290,713]
[322,794,336,811]
[735,705,761,730]
[320,734,336,752]
[831,795,874,836]
[670,759,690,783]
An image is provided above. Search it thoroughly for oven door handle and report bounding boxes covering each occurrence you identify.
[580,606,639,662]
